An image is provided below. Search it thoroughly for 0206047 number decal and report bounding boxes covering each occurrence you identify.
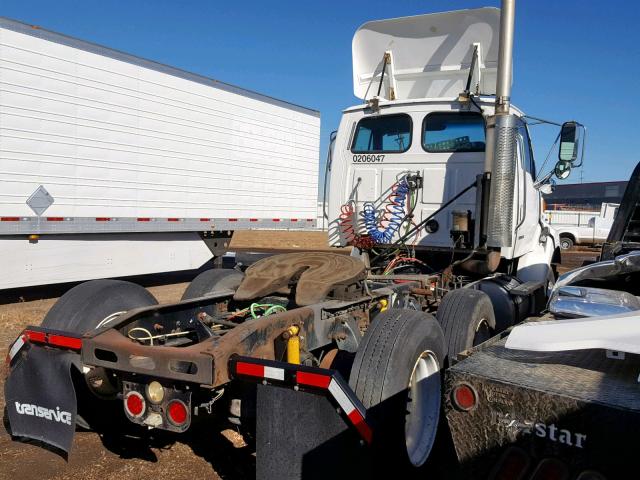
[352,154,385,163]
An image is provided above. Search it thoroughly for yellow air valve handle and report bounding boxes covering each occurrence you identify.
[286,325,301,364]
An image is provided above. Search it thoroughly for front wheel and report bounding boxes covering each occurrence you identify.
[349,308,446,470]
[560,236,574,250]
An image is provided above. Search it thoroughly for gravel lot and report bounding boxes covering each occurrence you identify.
[0,236,599,479]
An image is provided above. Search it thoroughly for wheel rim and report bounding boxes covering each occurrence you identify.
[473,318,491,346]
[561,239,570,249]
[405,351,441,467]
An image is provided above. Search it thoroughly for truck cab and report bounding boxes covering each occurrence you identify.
[326,8,559,284]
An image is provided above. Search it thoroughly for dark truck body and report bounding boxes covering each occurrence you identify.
[445,162,640,479]
[446,333,640,479]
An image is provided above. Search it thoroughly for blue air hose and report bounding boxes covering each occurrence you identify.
[363,178,409,243]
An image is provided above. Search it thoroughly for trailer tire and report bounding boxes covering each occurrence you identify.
[436,289,496,359]
[349,308,445,470]
[42,280,158,429]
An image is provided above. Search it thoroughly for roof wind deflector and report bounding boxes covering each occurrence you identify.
[352,7,501,101]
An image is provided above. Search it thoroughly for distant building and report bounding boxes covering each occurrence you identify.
[544,181,627,210]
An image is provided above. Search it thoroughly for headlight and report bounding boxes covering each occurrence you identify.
[146,381,165,404]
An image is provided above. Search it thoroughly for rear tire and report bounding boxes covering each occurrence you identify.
[436,289,496,359]
[43,279,157,332]
[181,268,244,300]
[349,308,446,470]
[42,280,158,429]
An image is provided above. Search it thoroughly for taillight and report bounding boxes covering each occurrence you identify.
[451,383,478,411]
[167,400,189,426]
[124,391,145,418]
[490,447,530,480]
[530,458,569,480]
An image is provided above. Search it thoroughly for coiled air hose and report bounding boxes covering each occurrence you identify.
[363,178,410,244]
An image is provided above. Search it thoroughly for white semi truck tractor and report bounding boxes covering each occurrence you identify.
[4,3,586,478]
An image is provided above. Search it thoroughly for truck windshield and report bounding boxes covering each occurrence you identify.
[422,112,485,152]
[351,114,412,153]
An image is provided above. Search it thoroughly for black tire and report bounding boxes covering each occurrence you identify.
[436,289,496,358]
[43,279,158,333]
[349,308,446,470]
[560,236,574,250]
[181,268,244,300]
[42,280,158,429]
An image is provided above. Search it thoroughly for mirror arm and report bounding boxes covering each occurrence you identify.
[534,170,554,189]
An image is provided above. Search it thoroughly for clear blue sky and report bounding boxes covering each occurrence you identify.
[3,0,639,187]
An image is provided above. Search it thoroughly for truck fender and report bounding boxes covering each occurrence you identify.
[5,344,78,455]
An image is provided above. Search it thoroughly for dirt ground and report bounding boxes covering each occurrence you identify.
[556,247,599,274]
[0,236,600,480]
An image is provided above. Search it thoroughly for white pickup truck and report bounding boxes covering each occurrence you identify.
[545,202,619,249]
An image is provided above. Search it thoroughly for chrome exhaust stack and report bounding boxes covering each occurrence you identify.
[486,0,518,248]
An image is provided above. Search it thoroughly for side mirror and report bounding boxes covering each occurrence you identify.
[559,121,579,162]
[554,160,572,179]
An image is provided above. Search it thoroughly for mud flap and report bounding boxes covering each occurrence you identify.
[5,346,78,455]
[256,384,372,480]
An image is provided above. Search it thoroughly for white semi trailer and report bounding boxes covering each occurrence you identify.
[0,17,320,289]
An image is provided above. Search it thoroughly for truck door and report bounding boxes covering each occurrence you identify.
[512,120,540,258]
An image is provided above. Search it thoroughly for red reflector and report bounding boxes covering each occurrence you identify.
[452,383,477,411]
[530,459,569,480]
[306,219,314,222]
[48,334,82,350]
[492,447,530,480]
[249,218,258,222]
[24,330,46,343]
[199,218,210,222]
[235,361,265,378]
[125,392,145,417]
[95,217,111,221]
[347,409,373,444]
[167,400,188,425]
[272,218,281,222]
[46,217,64,221]
[291,219,298,222]
[137,218,151,222]
[0,217,20,221]
[228,218,238,222]
[167,218,180,222]
[296,371,331,389]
